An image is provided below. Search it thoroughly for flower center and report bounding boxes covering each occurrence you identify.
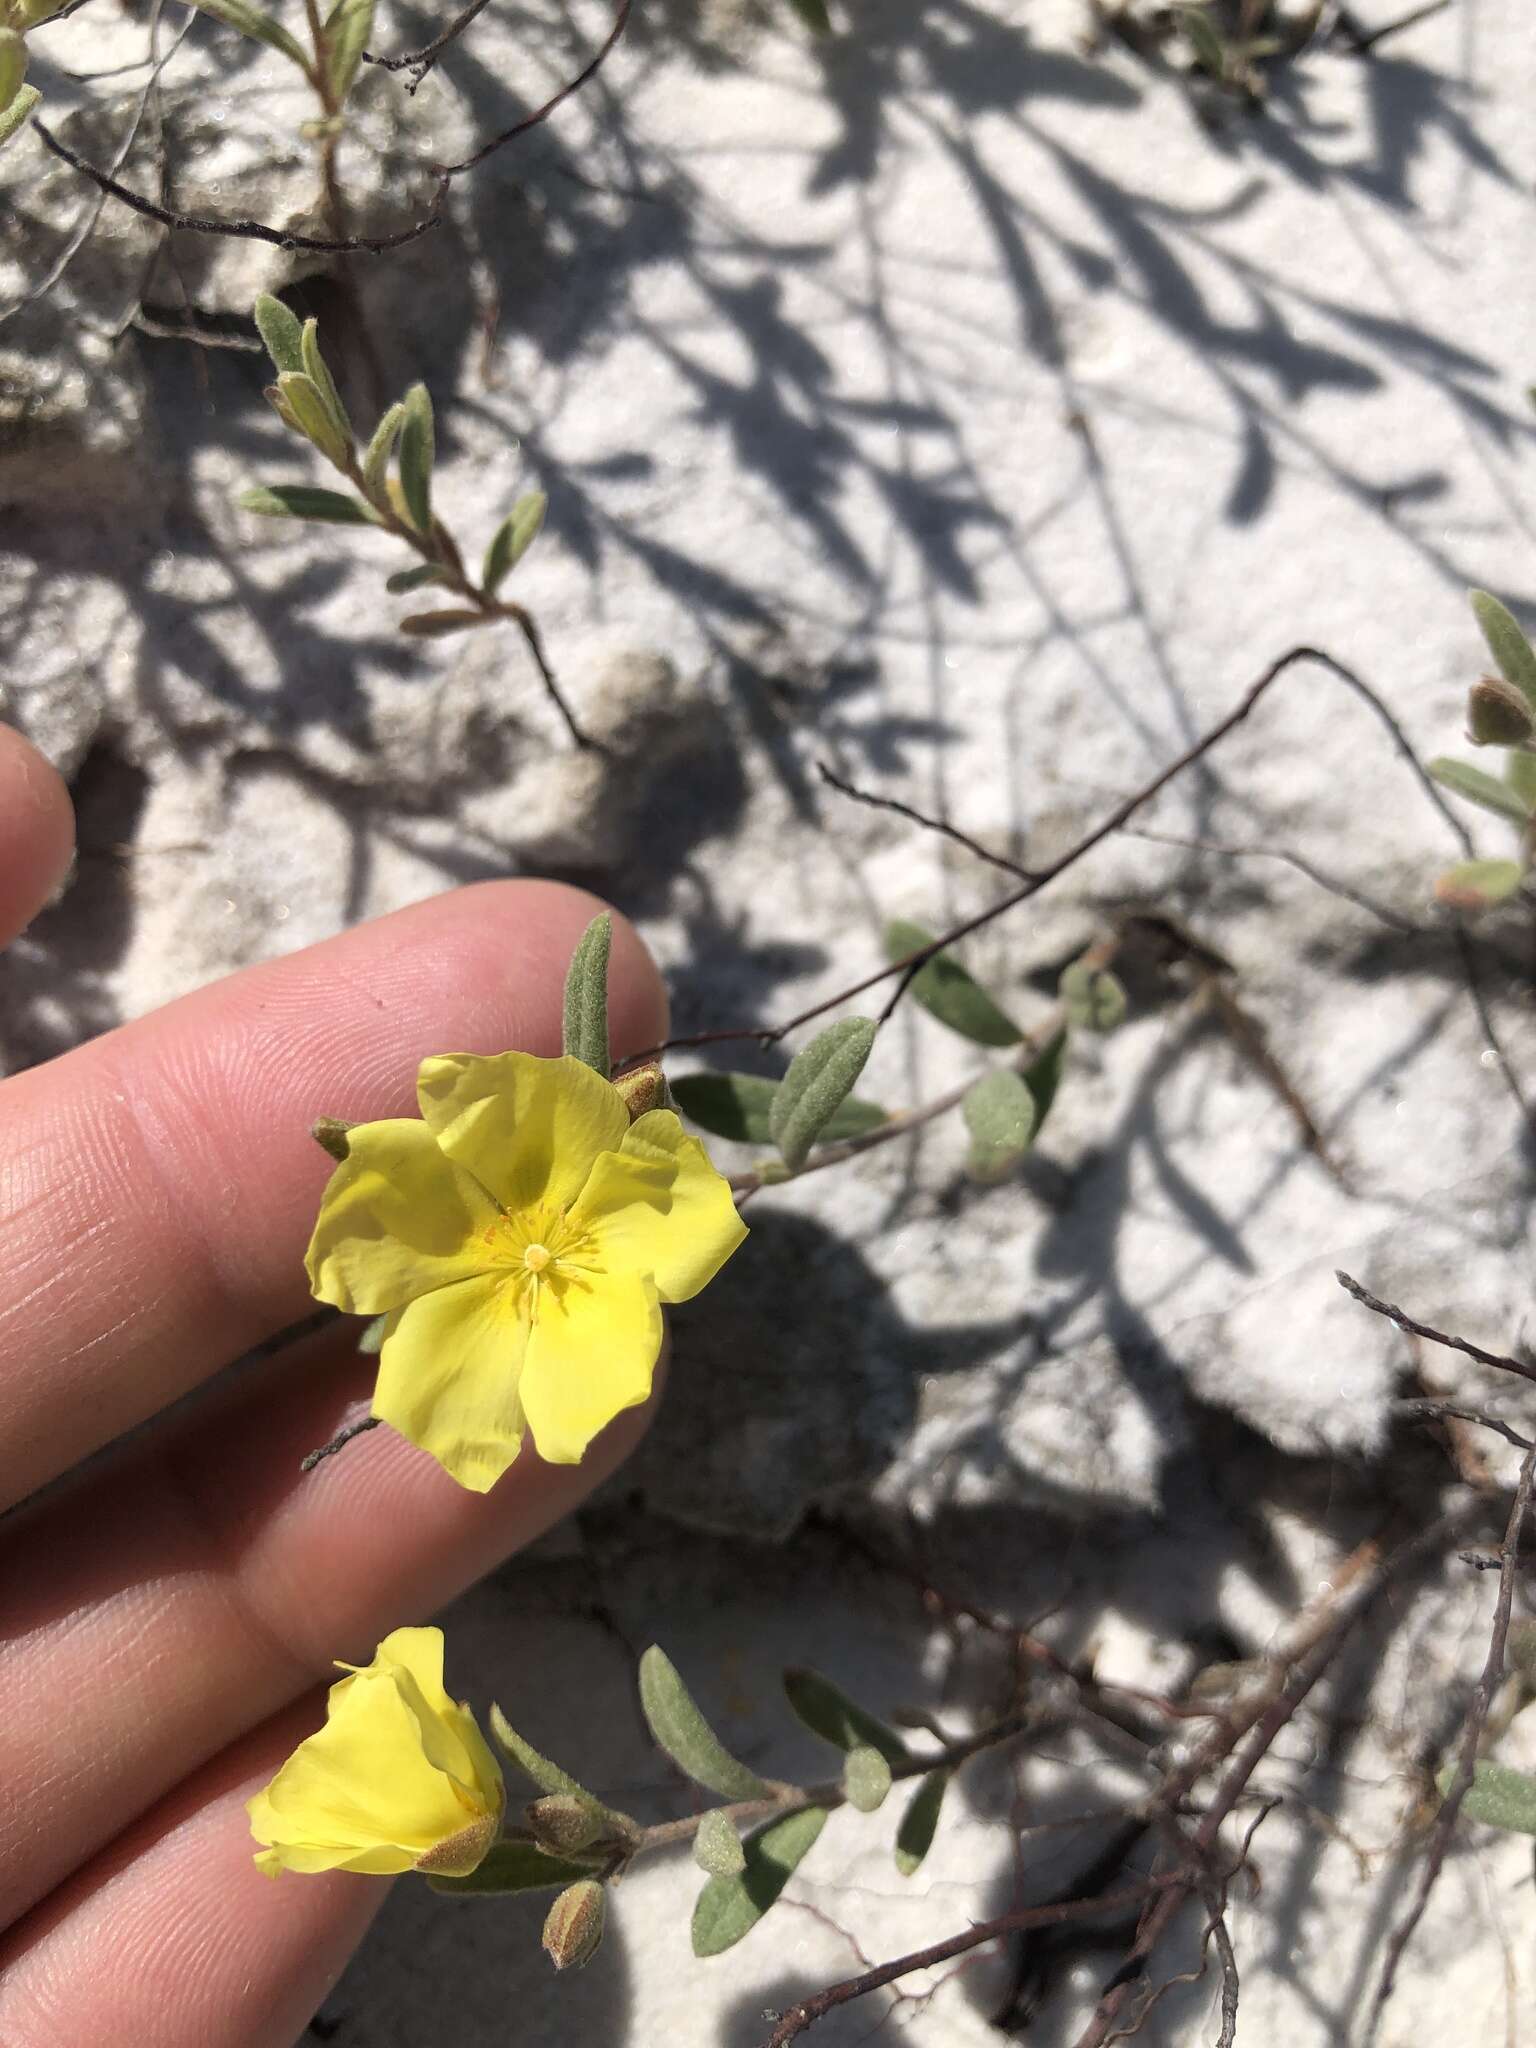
[523,1243,552,1274]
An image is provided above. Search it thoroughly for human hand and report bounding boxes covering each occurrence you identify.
[0,724,668,2045]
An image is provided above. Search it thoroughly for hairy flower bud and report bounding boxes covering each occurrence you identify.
[542,1879,606,1970]
[613,1060,673,1121]
[525,1794,605,1857]
[1467,675,1535,748]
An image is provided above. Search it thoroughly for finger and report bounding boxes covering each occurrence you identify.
[0,726,74,951]
[1,1314,660,1926]
[0,1695,386,2048]
[0,879,667,1510]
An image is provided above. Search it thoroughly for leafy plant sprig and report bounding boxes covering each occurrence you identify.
[1427,589,1536,912]
[0,0,68,151]
[243,295,590,748]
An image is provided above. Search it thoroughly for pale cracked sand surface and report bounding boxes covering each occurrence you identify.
[4,1,1536,2041]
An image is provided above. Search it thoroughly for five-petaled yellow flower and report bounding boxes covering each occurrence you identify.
[249,1627,504,1878]
[306,1051,747,1492]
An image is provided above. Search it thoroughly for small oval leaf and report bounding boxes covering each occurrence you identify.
[240,483,375,524]
[561,914,612,1079]
[1023,1028,1068,1138]
[670,1071,886,1147]
[1434,858,1525,913]
[429,1837,593,1896]
[782,1667,909,1768]
[386,563,451,595]
[1439,1758,1536,1836]
[1471,589,1536,712]
[963,1068,1037,1183]
[398,382,435,534]
[275,370,351,469]
[639,1646,770,1801]
[1059,959,1127,1033]
[186,0,313,72]
[398,609,486,637]
[253,292,304,373]
[363,401,406,503]
[694,1808,747,1879]
[884,920,1022,1047]
[1428,757,1533,824]
[483,490,548,594]
[770,1018,877,1172]
[842,1744,892,1813]
[691,1806,828,1957]
[894,1766,950,1876]
[323,0,374,100]
[300,317,352,450]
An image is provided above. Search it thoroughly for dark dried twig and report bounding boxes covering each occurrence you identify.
[1367,1442,1536,2037]
[366,0,495,82]
[430,0,634,175]
[1122,826,1421,934]
[1335,0,1452,54]
[816,763,1032,882]
[1394,1399,1534,1455]
[1337,1272,1536,1389]
[300,1412,380,1470]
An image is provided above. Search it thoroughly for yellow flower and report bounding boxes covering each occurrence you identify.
[306,1051,747,1492]
[248,1627,504,1878]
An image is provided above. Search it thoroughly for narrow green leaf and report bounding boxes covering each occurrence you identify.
[1059,959,1127,1033]
[0,32,27,116]
[1022,1028,1068,1139]
[694,1809,747,1879]
[397,608,484,637]
[186,0,312,72]
[398,382,434,535]
[562,914,612,1079]
[638,1646,770,1800]
[323,0,374,100]
[1471,589,1536,711]
[770,1018,877,1172]
[275,370,351,470]
[1507,752,1536,810]
[362,401,405,503]
[0,78,37,148]
[253,292,305,373]
[489,1705,607,1812]
[1428,757,1533,824]
[963,1068,1037,1184]
[239,483,376,524]
[691,1806,828,1957]
[1438,1759,1536,1836]
[782,1667,909,1769]
[784,0,832,30]
[1177,4,1227,74]
[357,1312,389,1355]
[842,1744,892,1813]
[670,1071,886,1147]
[386,563,450,595]
[482,491,547,595]
[300,317,353,452]
[428,1837,593,1896]
[894,1767,950,1877]
[884,920,1022,1048]
[1434,858,1525,912]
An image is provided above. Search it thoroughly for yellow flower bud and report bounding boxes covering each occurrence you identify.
[248,1627,504,1878]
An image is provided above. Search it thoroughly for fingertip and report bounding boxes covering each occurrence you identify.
[0,727,75,948]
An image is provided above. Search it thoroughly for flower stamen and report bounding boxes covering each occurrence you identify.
[523,1242,553,1273]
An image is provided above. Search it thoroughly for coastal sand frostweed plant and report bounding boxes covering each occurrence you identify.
[306,1050,747,1490]
[249,1628,505,1878]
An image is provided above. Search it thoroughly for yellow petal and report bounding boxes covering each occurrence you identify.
[305,1118,501,1316]
[372,1272,530,1493]
[416,1052,628,1216]
[367,1628,505,1812]
[568,1109,747,1303]
[521,1269,661,1465]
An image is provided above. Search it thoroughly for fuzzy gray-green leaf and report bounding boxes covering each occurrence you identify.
[694,1809,747,1879]
[187,0,312,71]
[275,370,352,470]
[1059,959,1127,1033]
[1428,757,1534,824]
[782,1667,908,1768]
[963,1068,1037,1183]
[398,382,435,534]
[1177,4,1226,74]
[1438,1759,1536,1836]
[386,563,451,595]
[785,0,832,30]
[1471,589,1536,712]
[1023,1028,1068,1138]
[1434,858,1525,913]
[691,1806,828,1957]
[323,0,374,100]
[770,1017,877,1171]
[253,292,305,373]
[0,79,38,147]
[639,1646,770,1800]
[842,1744,892,1813]
[670,1071,886,1147]
[482,491,547,594]
[428,1838,593,1896]
[300,317,353,452]
[561,914,612,1079]
[240,484,376,524]
[489,1705,606,1812]
[1506,751,1536,811]
[894,1767,950,1876]
[885,920,1022,1048]
[363,402,406,503]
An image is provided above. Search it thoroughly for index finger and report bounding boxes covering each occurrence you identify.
[0,880,667,1510]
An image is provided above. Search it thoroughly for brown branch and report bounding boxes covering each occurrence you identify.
[1393,1398,1534,1455]
[366,0,494,85]
[1336,1272,1536,1390]
[429,0,635,176]
[1367,1442,1536,2036]
[816,763,1032,882]
[300,1412,380,1470]
[1335,0,1452,54]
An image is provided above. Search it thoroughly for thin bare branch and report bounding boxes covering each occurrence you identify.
[1337,1272,1536,1389]
[1122,825,1421,934]
[366,0,495,84]
[816,763,1032,882]
[1335,0,1452,54]
[430,0,635,176]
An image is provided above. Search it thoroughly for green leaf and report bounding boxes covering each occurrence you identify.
[1471,589,1536,711]
[323,0,374,100]
[1059,959,1127,1033]
[1177,4,1227,74]
[638,1646,770,1800]
[300,317,353,453]
[482,491,547,595]
[1506,751,1536,810]
[561,914,612,1079]
[691,1806,828,1957]
[1022,1028,1068,1138]
[386,563,451,595]
[357,1312,388,1355]
[785,0,832,30]
[0,32,27,116]
[670,1071,886,1147]
[894,1767,950,1876]
[782,1667,909,1769]
[1438,1759,1536,1836]
[275,370,351,470]
[398,382,435,534]
[186,0,312,72]
[397,608,485,637]
[239,484,376,524]
[0,78,37,149]
[253,292,304,373]
[694,1809,747,1879]
[1434,858,1525,913]
[428,1837,593,1897]
[770,1017,877,1172]
[842,1744,892,1813]
[884,920,1022,1048]
[962,1068,1037,1184]
[363,401,405,503]
[489,1705,608,1813]
[1428,757,1533,824]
